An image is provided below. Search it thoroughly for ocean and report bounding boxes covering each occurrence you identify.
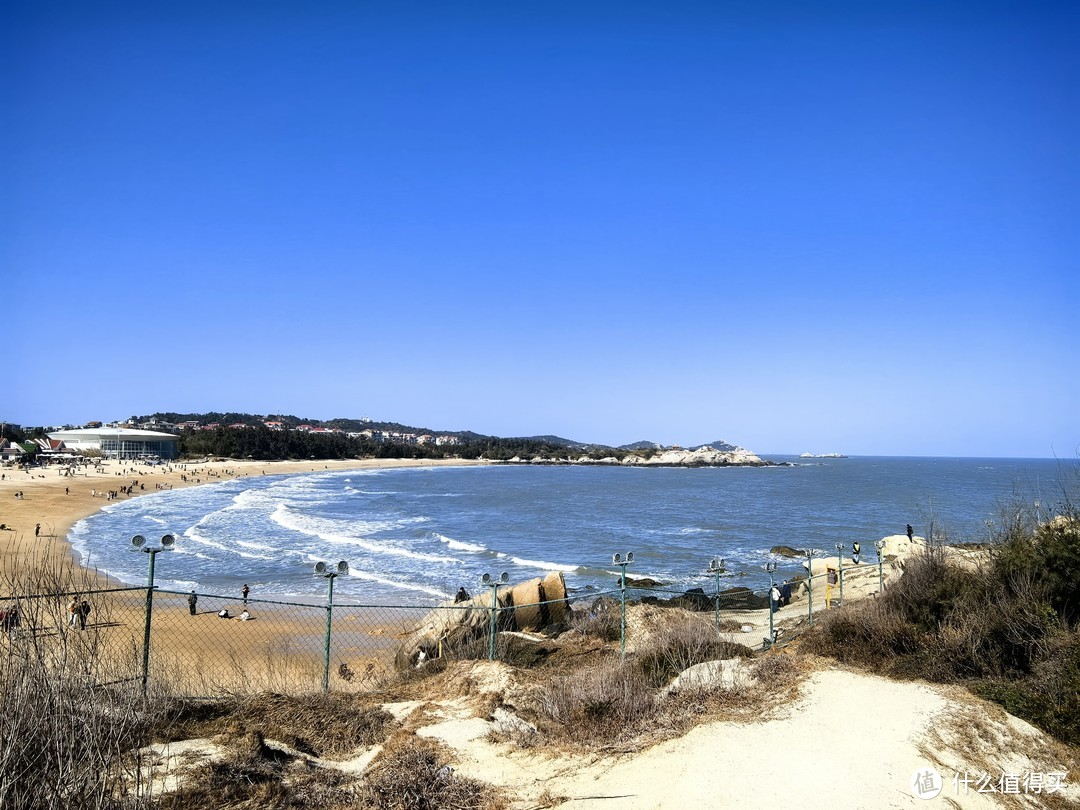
[68,456,1075,604]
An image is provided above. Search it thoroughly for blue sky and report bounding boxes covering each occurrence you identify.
[4,2,1078,457]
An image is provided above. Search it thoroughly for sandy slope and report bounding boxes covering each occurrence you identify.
[407,661,1079,810]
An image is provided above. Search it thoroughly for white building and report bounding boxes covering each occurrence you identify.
[47,428,180,460]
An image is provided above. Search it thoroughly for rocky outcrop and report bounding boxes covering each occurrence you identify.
[509,445,768,468]
[395,572,568,668]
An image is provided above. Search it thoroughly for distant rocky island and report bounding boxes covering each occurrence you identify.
[798,452,847,459]
[505,445,770,468]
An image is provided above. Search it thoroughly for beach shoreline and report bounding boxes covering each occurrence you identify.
[0,456,488,586]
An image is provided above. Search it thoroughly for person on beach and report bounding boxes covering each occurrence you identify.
[34,523,40,537]
[906,524,914,542]
[825,568,838,608]
[240,609,250,621]
[187,591,197,615]
[241,584,250,604]
[218,608,231,619]
[769,583,781,613]
[78,599,91,630]
[68,598,79,628]
[852,541,861,564]
[454,587,470,603]
[780,580,792,606]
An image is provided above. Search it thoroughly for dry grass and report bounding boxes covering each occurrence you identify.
[359,734,509,810]
[0,560,165,809]
[162,692,394,758]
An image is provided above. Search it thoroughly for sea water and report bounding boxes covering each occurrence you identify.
[68,457,1075,604]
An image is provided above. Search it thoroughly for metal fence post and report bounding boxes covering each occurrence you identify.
[313,560,349,693]
[613,552,633,660]
[322,573,335,693]
[481,572,508,661]
[804,549,814,626]
[131,533,175,692]
[141,549,157,691]
[708,557,724,632]
[836,543,845,608]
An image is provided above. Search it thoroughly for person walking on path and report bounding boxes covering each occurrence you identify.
[68,598,79,628]
[187,591,198,616]
[242,584,250,604]
[78,599,91,630]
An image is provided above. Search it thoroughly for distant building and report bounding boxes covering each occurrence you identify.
[47,428,180,460]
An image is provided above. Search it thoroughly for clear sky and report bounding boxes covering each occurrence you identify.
[4,1,1078,458]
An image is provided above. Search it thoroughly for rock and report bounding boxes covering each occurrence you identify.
[667,588,714,612]
[770,545,803,558]
[625,576,661,588]
[396,573,568,668]
[661,658,757,695]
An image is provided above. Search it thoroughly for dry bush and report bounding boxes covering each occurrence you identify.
[163,692,394,758]
[0,556,165,809]
[531,655,657,747]
[567,598,622,642]
[632,616,753,688]
[806,501,1080,744]
[359,734,506,810]
[158,735,362,810]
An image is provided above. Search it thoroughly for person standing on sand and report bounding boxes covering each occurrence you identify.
[187,591,197,615]
[906,524,914,542]
[769,583,781,613]
[68,598,79,628]
[34,523,40,537]
[79,599,91,630]
[242,584,249,604]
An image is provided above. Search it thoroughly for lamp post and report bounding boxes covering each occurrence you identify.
[481,572,508,661]
[803,549,816,625]
[875,540,885,592]
[131,533,175,690]
[707,557,725,632]
[314,560,349,693]
[765,561,778,647]
[613,552,634,659]
[835,542,845,608]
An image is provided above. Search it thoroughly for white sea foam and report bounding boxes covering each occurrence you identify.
[496,553,580,573]
[272,505,452,563]
[183,526,274,560]
[337,568,449,599]
[433,532,486,553]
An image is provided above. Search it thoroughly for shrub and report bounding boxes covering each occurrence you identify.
[632,617,752,688]
[359,736,504,810]
[532,656,657,746]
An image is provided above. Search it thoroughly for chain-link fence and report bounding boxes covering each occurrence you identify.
[0,549,897,697]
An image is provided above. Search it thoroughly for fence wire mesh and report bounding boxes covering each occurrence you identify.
[1,551,896,697]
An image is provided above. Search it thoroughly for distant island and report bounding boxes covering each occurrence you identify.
[798,452,848,459]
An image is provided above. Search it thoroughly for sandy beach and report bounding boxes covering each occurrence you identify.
[0,456,484,693]
[0,456,481,580]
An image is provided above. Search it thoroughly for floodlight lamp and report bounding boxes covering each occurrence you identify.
[161,534,175,548]
[482,573,492,584]
[314,561,328,575]
[875,540,885,550]
[835,542,844,551]
[499,572,509,583]
[626,552,634,563]
[765,562,777,573]
[131,535,146,548]
[336,561,349,575]
[612,553,622,565]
